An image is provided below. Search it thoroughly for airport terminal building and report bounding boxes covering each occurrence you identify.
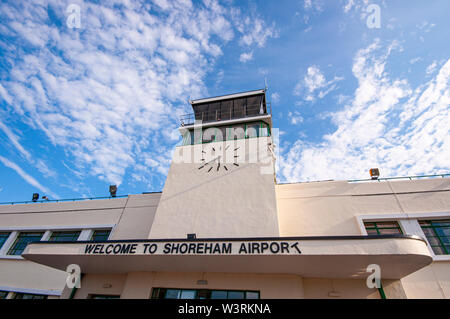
[0,89,449,299]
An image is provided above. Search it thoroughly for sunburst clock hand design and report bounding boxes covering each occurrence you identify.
[198,145,240,172]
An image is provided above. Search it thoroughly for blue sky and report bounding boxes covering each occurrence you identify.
[0,0,449,202]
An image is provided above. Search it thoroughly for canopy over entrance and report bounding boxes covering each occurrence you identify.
[22,235,432,279]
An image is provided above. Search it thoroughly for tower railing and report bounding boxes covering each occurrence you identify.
[180,102,271,126]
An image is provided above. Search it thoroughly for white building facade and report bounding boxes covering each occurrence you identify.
[0,90,449,299]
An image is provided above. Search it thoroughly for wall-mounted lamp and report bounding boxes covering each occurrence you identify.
[369,168,380,180]
[187,233,196,240]
[109,185,117,197]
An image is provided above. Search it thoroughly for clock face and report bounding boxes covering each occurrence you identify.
[198,145,240,173]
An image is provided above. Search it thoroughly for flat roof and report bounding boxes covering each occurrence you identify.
[191,89,265,105]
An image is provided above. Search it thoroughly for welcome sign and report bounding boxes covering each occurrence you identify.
[83,240,302,256]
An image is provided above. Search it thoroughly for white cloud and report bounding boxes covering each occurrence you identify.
[271,92,280,104]
[426,60,438,75]
[0,155,58,198]
[230,7,278,56]
[239,51,253,63]
[304,0,324,11]
[0,1,275,187]
[288,111,304,125]
[294,66,344,102]
[0,120,31,160]
[280,40,450,182]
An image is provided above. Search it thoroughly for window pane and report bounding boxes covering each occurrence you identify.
[90,295,120,299]
[228,126,245,140]
[210,290,227,299]
[421,227,435,236]
[208,102,221,122]
[182,131,193,146]
[427,237,441,246]
[364,221,402,235]
[49,231,81,242]
[197,290,210,299]
[375,222,400,228]
[8,232,44,255]
[165,289,180,299]
[420,220,450,255]
[245,291,259,299]
[180,290,196,299]
[232,98,246,118]
[14,293,47,299]
[202,127,216,143]
[378,228,402,235]
[91,230,111,242]
[431,220,450,227]
[246,123,260,138]
[227,291,245,299]
[260,123,269,137]
[435,227,450,239]
[246,96,262,116]
[215,127,226,142]
[431,245,446,255]
[0,291,8,299]
[220,101,233,121]
[194,103,208,122]
[0,232,10,249]
[211,290,228,299]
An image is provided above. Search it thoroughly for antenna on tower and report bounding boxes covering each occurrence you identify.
[264,77,268,91]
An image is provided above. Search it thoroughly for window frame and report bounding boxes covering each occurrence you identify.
[49,230,81,242]
[0,232,10,250]
[364,221,403,235]
[7,232,45,256]
[13,292,48,299]
[151,288,260,299]
[181,121,271,146]
[419,220,450,255]
[91,229,111,242]
[357,212,450,261]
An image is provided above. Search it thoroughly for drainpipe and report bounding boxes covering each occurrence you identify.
[378,282,387,299]
[68,273,84,299]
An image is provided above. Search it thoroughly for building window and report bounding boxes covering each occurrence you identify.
[245,123,260,139]
[7,232,44,256]
[91,229,111,242]
[14,293,47,299]
[0,232,10,250]
[364,221,403,235]
[49,231,81,242]
[151,288,260,299]
[89,294,120,299]
[419,220,450,255]
[0,291,8,299]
